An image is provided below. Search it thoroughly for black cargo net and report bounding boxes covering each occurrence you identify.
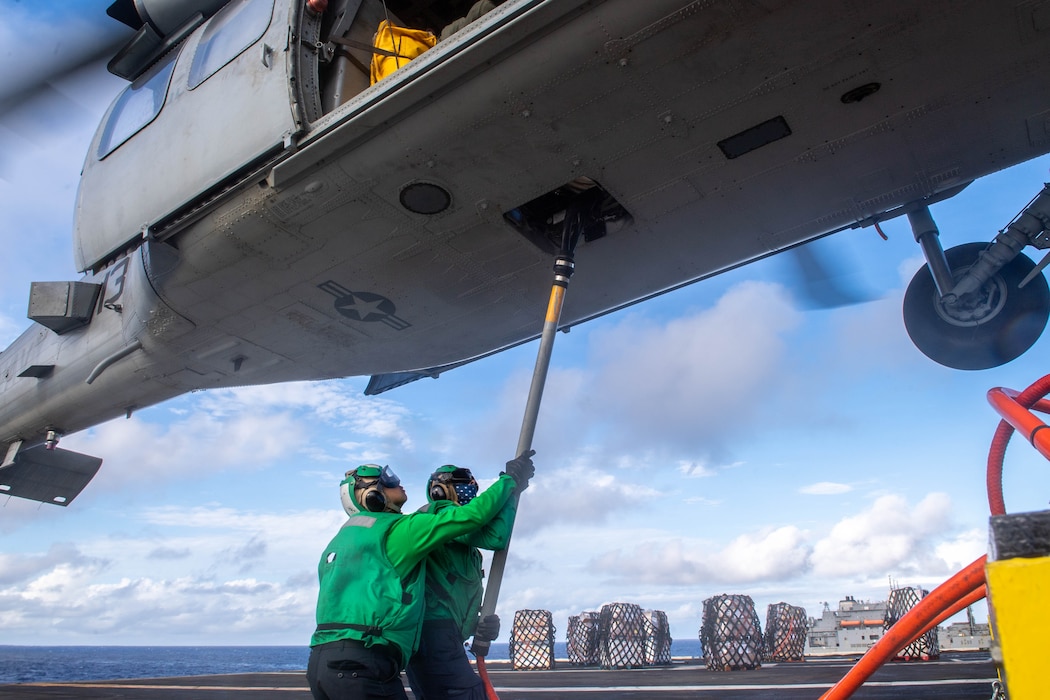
[509,609,557,670]
[886,588,940,660]
[597,602,647,668]
[567,612,600,666]
[763,603,808,662]
[699,594,763,670]
[643,609,673,665]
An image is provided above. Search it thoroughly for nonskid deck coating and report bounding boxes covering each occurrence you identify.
[0,652,997,699]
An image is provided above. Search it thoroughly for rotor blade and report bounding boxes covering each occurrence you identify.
[783,238,880,309]
[0,2,131,179]
[0,2,132,120]
[0,55,124,181]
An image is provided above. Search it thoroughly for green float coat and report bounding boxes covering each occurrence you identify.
[419,493,516,639]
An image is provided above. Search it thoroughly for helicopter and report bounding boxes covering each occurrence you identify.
[5,0,1050,506]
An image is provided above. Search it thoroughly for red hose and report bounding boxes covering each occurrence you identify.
[819,556,987,700]
[986,374,1050,515]
[925,584,987,632]
[476,655,500,700]
[987,419,1013,516]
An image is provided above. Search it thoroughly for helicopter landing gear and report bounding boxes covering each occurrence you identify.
[900,190,1050,371]
[903,241,1049,370]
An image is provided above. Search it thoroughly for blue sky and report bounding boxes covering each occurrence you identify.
[4,1,1050,647]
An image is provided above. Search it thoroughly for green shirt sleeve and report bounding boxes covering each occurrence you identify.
[385,474,515,577]
[459,491,517,550]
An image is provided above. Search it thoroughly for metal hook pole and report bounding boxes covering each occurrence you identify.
[470,189,598,658]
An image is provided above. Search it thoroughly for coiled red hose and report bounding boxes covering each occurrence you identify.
[986,374,1050,515]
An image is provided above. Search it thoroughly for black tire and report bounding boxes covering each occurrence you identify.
[903,242,1049,370]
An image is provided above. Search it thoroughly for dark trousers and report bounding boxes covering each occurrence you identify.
[405,619,486,700]
[308,639,407,700]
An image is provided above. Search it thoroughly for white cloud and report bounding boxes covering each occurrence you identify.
[64,411,302,490]
[934,528,987,571]
[195,382,415,451]
[0,504,341,644]
[463,281,807,471]
[507,487,975,621]
[800,481,852,495]
[588,526,811,586]
[582,281,802,452]
[55,380,417,499]
[684,495,721,506]
[810,493,953,577]
[147,546,191,560]
[140,504,342,535]
[678,460,717,478]
[0,543,108,586]
[511,462,651,535]
[546,490,969,611]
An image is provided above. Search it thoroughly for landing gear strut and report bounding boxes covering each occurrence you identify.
[902,189,1050,370]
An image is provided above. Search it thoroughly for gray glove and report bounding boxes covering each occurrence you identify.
[503,450,536,492]
[475,614,500,643]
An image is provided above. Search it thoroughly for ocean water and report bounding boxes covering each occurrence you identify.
[0,646,311,684]
[0,644,515,684]
[0,640,702,684]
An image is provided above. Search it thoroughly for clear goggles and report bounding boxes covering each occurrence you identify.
[355,464,401,488]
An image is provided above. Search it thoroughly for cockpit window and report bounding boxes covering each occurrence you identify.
[188,0,275,89]
[97,49,179,158]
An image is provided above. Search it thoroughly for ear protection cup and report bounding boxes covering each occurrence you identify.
[429,481,456,503]
[362,484,387,512]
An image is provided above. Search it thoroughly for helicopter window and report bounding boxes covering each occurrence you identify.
[97,50,179,158]
[188,0,275,89]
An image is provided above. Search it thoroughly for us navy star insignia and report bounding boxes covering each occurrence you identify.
[317,281,411,331]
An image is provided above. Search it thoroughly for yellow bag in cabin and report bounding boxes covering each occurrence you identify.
[370,20,437,85]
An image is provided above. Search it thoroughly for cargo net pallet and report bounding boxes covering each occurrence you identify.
[763,602,808,662]
[886,587,940,660]
[509,609,557,670]
[700,594,764,670]
[569,604,673,668]
[643,609,673,666]
[598,603,646,669]
[567,612,600,665]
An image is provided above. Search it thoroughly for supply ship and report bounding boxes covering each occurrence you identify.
[805,595,992,655]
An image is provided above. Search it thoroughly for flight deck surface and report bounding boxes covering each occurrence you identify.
[0,652,996,699]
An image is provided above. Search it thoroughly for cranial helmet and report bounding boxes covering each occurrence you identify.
[427,464,479,505]
[340,464,401,515]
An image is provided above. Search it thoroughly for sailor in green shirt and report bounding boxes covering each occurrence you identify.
[405,465,518,699]
[307,453,534,700]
